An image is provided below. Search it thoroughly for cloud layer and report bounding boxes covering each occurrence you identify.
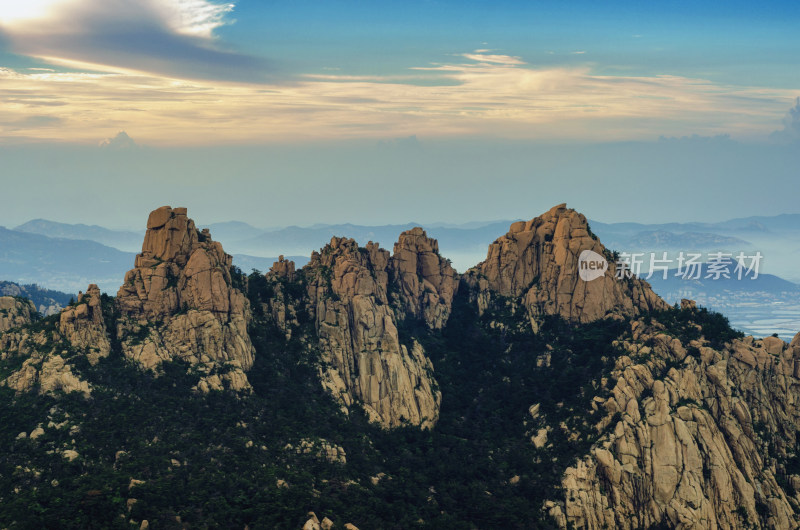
[771,98,800,143]
[0,50,796,145]
[0,0,271,82]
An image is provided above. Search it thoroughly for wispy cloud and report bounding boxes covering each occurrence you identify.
[461,52,525,65]
[0,53,796,145]
[770,97,800,143]
[0,0,271,82]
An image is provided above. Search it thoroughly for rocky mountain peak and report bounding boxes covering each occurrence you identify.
[59,283,110,364]
[0,296,36,333]
[119,206,236,319]
[269,255,296,281]
[304,236,441,428]
[115,206,254,390]
[389,227,459,330]
[467,203,667,328]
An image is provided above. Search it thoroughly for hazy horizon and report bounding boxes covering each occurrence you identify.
[3,134,800,231]
[1,1,799,230]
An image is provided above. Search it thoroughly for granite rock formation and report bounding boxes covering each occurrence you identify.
[116,206,254,392]
[59,284,111,364]
[0,296,36,333]
[545,322,800,529]
[389,227,459,330]
[466,204,667,330]
[304,236,441,428]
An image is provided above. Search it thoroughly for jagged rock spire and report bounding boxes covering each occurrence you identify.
[305,236,441,428]
[467,203,667,328]
[116,206,254,390]
[389,227,459,330]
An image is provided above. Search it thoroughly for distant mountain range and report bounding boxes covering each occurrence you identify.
[1,211,798,293]
[0,280,73,316]
[646,268,800,299]
[590,213,800,237]
[624,230,750,249]
[228,221,514,259]
[0,226,135,293]
[15,219,144,252]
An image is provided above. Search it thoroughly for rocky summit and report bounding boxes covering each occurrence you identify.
[465,203,667,330]
[303,235,443,428]
[0,296,36,333]
[116,206,255,392]
[1,203,800,529]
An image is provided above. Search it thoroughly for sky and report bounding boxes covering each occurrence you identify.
[0,0,798,228]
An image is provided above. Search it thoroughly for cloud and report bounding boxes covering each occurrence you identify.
[657,134,734,145]
[99,131,137,149]
[770,97,800,143]
[0,54,795,145]
[0,0,272,82]
[461,51,525,65]
[0,114,63,130]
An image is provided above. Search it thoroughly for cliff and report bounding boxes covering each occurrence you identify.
[116,206,255,392]
[465,203,667,330]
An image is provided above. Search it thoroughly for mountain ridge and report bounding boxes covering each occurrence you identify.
[1,204,800,528]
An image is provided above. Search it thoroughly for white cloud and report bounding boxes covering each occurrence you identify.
[0,0,233,37]
[462,52,525,65]
[0,54,795,145]
[151,0,234,38]
[0,0,267,82]
[99,131,137,149]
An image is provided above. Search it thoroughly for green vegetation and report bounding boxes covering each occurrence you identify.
[0,274,751,528]
[647,306,744,349]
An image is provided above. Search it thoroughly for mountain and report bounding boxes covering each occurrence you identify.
[204,221,265,243]
[232,253,309,274]
[590,213,800,237]
[230,221,515,272]
[14,219,144,252]
[0,281,73,316]
[646,269,800,341]
[2,204,800,528]
[626,230,751,249]
[648,269,800,298]
[0,227,136,293]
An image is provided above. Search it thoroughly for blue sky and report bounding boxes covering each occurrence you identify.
[0,0,798,227]
[0,0,797,144]
[222,0,800,87]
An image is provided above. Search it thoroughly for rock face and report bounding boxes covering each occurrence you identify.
[546,323,800,529]
[466,204,667,329]
[389,227,459,330]
[0,293,96,397]
[59,284,110,364]
[305,236,441,428]
[271,255,296,281]
[5,354,91,397]
[116,206,254,391]
[0,296,36,333]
